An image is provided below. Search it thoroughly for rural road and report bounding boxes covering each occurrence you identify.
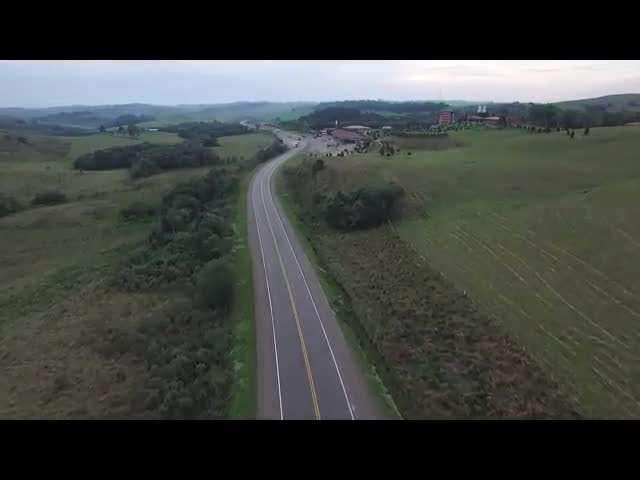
[248,130,384,420]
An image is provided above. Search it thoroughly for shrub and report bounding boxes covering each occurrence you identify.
[31,191,67,206]
[311,159,325,176]
[197,259,235,311]
[325,183,405,230]
[121,202,157,221]
[251,139,288,166]
[0,194,22,218]
[130,158,161,179]
[201,137,218,147]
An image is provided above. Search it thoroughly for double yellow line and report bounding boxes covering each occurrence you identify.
[260,176,321,420]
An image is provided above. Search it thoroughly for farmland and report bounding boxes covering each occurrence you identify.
[0,131,268,418]
[280,125,640,417]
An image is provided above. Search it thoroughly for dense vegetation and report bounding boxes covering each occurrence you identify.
[250,138,288,166]
[33,111,153,130]
[0,115,90,136]
[285,158,404,231]
[73,142,220,178]
[104,167,239,418]
[31,191,67,206]
[317,100,448,114]
[160,121,249,142]
[104,114,155,128]
[0,193,22,218]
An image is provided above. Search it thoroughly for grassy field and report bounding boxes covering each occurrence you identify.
[0,131,269,418]
[212,132,273,160]
[280,125,640,417]
[0,132,181,203]
[227,175,257,418]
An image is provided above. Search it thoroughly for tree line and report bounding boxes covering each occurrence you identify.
[160,121,249,143]
[73,142,221,178]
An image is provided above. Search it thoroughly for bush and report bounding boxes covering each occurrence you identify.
[0,194,23,218]
[197,259,235,311]
[31,191,67,206]
[121,202,157,221]
[130,157,161,179]
[201,137,218,147]
[325,183,405,230]
[251,139,288,166]
[160,121,248,140]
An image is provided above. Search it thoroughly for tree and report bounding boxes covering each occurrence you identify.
[528,104,559,128]
[99,125,106,133]
[127,124,140,137]
[117,125,125,135]
[561,109,581,129]
[570,130,575,139]
[584,127,590,136]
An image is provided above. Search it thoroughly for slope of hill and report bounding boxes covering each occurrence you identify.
[184,102,317,122]
[0,102,319,127]
[554,94,640,112]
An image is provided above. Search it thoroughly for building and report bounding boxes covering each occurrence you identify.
[381,126,392,130]
[330,128,369,143]
[438,110,455,125]
[466,115,485,123]
[343,125,372,133]
[465,115,504,127]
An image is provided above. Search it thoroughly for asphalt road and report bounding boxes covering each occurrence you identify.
[248,131,384,420]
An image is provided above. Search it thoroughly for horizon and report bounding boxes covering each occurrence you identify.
[2,60,640,108]
[2,92,640,110]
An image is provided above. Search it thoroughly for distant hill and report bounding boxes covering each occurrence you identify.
[183,102,317,122]
[0,115,90,136]
[554,94,640,112]
[315,100,449,114]
[0,102,318,127]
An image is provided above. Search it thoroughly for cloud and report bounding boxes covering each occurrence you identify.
[0,60,639,107]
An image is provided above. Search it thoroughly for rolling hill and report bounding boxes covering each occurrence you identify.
[554,94,640,112]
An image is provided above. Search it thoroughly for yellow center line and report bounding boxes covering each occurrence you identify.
[260,174,321,420]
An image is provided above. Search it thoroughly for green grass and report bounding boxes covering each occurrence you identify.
[0,132,182,204]
[292,126,640,417]
[280,151,577,418]
[0,128,272,418]
[213,132,273,160]
[62,132,181,160]
[227,174,257,419]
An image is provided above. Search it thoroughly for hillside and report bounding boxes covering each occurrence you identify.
[0,129,277,419]
[279,125,640,418]
[0,102,319,129]
[554,94,640,112]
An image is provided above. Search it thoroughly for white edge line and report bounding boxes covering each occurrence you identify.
[265,146,356,420]
[251,172,283,420]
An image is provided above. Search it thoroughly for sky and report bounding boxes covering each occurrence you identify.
[1,60,639,108]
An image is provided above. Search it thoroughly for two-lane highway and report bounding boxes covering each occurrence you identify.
[248,133,384,420]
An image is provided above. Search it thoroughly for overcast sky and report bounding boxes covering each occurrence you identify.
[1,60,639,108]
